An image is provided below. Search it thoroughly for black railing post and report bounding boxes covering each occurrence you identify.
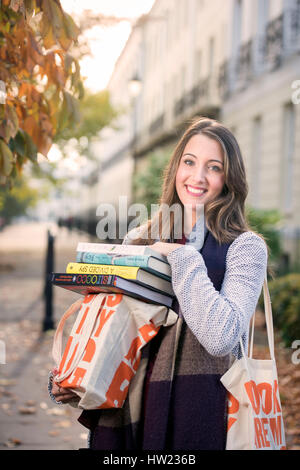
[43,229,55,331]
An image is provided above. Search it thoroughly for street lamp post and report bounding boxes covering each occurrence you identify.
[43,229,55,331]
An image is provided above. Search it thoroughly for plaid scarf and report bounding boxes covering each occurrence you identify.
[78,231,233,450]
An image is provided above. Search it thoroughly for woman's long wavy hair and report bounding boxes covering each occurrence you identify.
[133,117,254,245]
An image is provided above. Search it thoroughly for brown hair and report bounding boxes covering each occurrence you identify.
[133,117,256,245]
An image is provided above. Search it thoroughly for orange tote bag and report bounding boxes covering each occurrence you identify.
[52,292,177,410]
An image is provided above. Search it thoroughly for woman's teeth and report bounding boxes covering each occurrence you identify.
[186,186,207,195]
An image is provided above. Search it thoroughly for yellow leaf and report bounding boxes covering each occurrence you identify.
[42,23,56,50]
[6,104,19,139]
[58,31,72,51]
[62,12,80,41]
[0,139,14,176]
[42,0,63,33]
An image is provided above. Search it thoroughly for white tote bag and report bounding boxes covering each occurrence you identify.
[52,292,177,410]
[220,278,286,450]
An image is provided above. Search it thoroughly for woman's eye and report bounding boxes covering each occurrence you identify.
[183,159,194,166]
[209,165,222,172]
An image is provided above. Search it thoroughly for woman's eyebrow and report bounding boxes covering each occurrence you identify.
[182,152,197,158]
[182,153,223,165]
[208,159,224,165]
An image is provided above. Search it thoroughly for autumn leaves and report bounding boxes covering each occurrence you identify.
[0,0,82,184]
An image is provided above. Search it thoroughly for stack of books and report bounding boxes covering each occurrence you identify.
[50,242,175,308]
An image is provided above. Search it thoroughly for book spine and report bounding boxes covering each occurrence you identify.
[66,262,140,279]
[52,273,116,286]
[76,251,151,268]
[76,243,146,255]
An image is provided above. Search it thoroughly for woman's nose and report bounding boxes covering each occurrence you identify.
[192,165,207,183]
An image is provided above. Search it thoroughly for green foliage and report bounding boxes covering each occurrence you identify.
[258,273,300,347]
[133,147,171,211]
[246,207,282,261]
[55,89,118,143]
[0,174,40,223]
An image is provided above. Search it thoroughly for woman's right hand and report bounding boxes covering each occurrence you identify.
[50,368,79,404]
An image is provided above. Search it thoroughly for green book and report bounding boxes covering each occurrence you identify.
[76,251,171,280]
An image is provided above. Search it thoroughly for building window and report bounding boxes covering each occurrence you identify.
[232,0,243,59]
[281,103,295,213]
[257,0,269,35]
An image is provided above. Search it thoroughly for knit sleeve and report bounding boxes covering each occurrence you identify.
[167,231,268,357]
[122,225,147,245]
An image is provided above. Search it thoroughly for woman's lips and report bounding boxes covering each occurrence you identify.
[185,185,208,196]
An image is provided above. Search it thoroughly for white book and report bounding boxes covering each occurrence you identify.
[76,242,168,263]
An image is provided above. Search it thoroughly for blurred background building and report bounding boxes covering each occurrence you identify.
[63,0,300,265]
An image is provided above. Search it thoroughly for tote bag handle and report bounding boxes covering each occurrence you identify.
[52,293,107,383]
[247,276,275,360]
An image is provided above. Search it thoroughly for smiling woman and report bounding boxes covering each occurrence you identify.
[175,134,225,228]
[50,117,269,452]
[131,116,251,245]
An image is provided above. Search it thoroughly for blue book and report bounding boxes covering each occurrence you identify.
[76,251,171,280]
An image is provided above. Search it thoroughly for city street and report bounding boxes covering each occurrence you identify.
[0,222,95,450]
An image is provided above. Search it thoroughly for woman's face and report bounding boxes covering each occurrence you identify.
[175,134,225,214]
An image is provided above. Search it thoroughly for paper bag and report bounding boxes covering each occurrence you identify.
[52,292,177,410]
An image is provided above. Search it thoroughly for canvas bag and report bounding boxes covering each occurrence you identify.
[220,278,286,450]
[52,292,177,410]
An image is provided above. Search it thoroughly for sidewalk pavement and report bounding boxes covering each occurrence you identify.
[0,222,96,450]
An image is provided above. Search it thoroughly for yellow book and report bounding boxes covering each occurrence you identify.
[65,262,173,295]
[66,262,139,278]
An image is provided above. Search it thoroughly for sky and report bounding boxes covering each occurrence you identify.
[47,1,154,167]
[60,0,155,92]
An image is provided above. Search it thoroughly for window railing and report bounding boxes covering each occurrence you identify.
[218,61,231,100]
[235,39,253,88]
[173,77,211,117]
[218,7,300,100]
[149,113,165,135]
[264,13,284,70]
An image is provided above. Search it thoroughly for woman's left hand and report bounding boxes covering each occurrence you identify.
[151,242,183,257]
[51,368,79,404]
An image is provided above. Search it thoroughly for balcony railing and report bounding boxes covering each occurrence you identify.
[174,96,186,116]
[173,77,211,118]
[135,6,300,154]
[291,2,300,42]
[264,14,284,69]
[235,39,253,87]
[218,7,300,100]
[218,61,231,100]
[149,113,165,135]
